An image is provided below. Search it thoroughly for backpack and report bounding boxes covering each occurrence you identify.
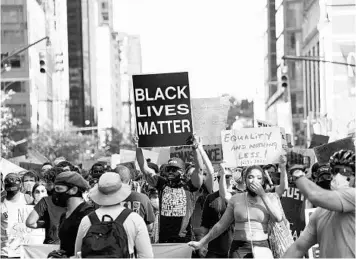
[81,209,132,258]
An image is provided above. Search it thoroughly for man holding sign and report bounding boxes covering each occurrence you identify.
[132,72,193,148]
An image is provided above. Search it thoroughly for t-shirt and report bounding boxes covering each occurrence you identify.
[155,176,198,243]
[1,194,27,257]
[34,196,66,244]
[303,188,355,258]
[122,191,155,225]
[75,205,154,258]
[58,202,94,257]
[201,191,235,255]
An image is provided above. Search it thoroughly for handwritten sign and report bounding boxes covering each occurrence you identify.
[221,127,283,167]
[191,97,230,145]
[314,137,355,164]
[170,144,223,164]
[133,72,193,147]
[110,154,121,169]
[5,205,45,257]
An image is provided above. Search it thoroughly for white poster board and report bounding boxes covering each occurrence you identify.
[221,127,283,167]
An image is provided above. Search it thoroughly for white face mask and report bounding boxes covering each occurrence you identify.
[24,182,36,193]
[150,198,159,209]
[33,186,48,203]
[330,173,349,190]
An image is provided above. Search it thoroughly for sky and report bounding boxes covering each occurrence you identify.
[113,0,265,101]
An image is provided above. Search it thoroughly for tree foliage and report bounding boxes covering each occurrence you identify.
[222,94,254,129]
[1,91,22,158]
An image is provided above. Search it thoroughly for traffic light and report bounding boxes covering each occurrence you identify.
[39,52,46,73]
[281,72,289,88]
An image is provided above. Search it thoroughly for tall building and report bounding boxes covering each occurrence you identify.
[1,0,50,155]
[303,0,356,143]
[96,0,122,147]
[264,0,304,147]
[117,33,142,145]
[66,0,97,128]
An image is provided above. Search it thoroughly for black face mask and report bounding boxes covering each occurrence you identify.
[317,180,331,190]
[52,190,71,207]
[5,183,21,199]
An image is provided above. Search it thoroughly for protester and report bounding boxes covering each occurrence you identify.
[115,165,156,228]
[47,171,94,257]
[31,182,48,205]
[40,162,53,178]
[75,172,154,258]
[136,134,204,243]
[265,156,289,197]
[22,170,39,204]
[26,167,66,244]
[198,164,236,258]
[87,162,107,187]
[232,167,246,193]
[148,188,160,243]
[1,173,27,257]
[188,165,283,258]
[283,149,355,258]
[56,161,75,172]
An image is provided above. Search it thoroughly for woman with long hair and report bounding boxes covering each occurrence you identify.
[31,183,48,205]
[188,165,283,258]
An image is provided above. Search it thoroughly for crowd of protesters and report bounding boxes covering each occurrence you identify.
[1,134,355,258]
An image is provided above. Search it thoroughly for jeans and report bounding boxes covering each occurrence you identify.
[228,240,270,258]
[205,251,229,258]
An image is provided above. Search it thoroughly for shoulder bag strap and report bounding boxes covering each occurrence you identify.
[244,193,255,252]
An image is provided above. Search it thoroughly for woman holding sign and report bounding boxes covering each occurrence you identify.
[188,165,283,258]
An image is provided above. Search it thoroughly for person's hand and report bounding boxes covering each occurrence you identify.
[198,246,208,258]
[132,135,139,147]
[279,155,287,168]
[219,162,228,177]
[188,240,204,250]
[249,181,266,197]
[191,133,202,149]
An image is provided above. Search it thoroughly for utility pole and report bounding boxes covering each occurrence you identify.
[283,55,356,67]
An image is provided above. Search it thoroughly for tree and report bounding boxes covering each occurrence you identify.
[29,130,98,164]
[222,94,254,129]
[1,90,22,158]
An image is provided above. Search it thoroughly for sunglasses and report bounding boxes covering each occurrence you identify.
[332,167,354,177]
[165,167,181,173]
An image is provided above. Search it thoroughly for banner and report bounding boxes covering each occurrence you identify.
[305,208,320,259]
[313,137,355,164]
[221,127,283,167]
[191,97,230,145]
[21,243,192,258]
[309,134,329,148]
[132,72,193,147]
[4,205,45,257]
[170,144,223,164]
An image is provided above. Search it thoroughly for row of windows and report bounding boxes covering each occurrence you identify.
[1,29,25,43]
[1,5,23,23]
[1,81,26,93]
[0,53,23,68]
[7,104,27,117]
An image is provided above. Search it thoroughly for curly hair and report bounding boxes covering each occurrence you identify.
[43,167,64,184]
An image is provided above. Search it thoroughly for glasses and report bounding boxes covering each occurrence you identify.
[165,167,181,173]
[332,167,354,177]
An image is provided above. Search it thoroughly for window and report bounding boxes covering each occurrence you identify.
[102,12,109,21]
[7,104,26,117]
[1,5,23,23]
[102,2,108,9]
[1,55,23,68]
[2,29,24,43]
[1,81,26,93]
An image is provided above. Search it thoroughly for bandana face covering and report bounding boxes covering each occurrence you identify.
[4,176,21,198]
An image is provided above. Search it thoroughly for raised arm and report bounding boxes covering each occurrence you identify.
[136,146,159,188]
[196,143,214,193]
[219,164,232,202]
[190,135,204,189]
[275,155,288,197]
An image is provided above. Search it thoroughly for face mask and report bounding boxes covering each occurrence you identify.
[330,173,350,190]
[5,182,21,198]
[317,180,331,190]
[150,198,159,210]
[24,182,35,193]
[52,190,72,207]
[34,189,47,203]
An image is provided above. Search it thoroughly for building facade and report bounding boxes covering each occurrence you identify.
[303,0,356,143]
[264,0,305,147]
[1,0,50,154]
[66,0,97,128]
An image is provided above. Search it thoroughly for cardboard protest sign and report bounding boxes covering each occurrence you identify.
[305,208,319,259]
[110,154,121,169]
[132,72,193,147]
[191,97,230,145]
[313,137,355,164]
[3,205,45,257]
[309,134,329,148]
[170,144,223,164]
[221,127,283,167]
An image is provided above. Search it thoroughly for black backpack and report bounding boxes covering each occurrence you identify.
[81,209,132,258]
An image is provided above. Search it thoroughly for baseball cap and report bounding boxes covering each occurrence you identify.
[166,157,185,170]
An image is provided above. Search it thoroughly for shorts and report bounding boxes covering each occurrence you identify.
[228,240,270,258]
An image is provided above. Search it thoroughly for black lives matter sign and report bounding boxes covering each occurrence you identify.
[132,72,193,147]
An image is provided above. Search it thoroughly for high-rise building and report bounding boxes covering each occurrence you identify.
[1,0,50,155]
[66,0,97,128]
[303,0,356,143]
[96,0,122,147]
[264,0,304,147]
